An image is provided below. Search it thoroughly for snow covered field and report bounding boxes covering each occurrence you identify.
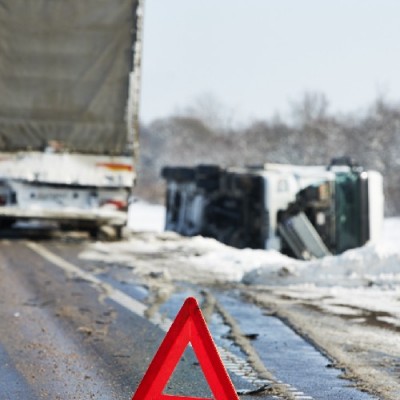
[81,200,400,399]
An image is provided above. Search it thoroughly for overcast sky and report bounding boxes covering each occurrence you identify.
[139,0,400,124]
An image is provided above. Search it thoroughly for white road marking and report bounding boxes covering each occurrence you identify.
[26,241,148,318]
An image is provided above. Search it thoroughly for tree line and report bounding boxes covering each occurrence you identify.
[135,93,400,216]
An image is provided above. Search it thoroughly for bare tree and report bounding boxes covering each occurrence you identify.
[136,92,400,216]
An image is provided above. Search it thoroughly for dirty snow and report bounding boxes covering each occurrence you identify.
[82,201,296,283]
[80,201,400,399]
[123,201,400,289]
[81,200,400,314]
[82,200,400,290]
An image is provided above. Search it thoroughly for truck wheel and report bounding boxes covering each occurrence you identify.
[114,226,123,240]
[0,218,16,229]
[98,225,118,241]
[88,227,100,240]
[88,225,123,241]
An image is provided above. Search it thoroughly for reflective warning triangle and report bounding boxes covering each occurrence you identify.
[131,296,239,400]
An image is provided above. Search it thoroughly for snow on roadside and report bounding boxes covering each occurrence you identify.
[77,200,297,283]
[243,240,400,288]
[127,200,165,233]
[82,201,400,290]
[79,230,294,283]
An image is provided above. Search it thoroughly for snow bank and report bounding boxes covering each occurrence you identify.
[87,202,400,289]
[243,240,400,288]
[127,200,165,232]
[243,217,400,288]
[80,231,292,283]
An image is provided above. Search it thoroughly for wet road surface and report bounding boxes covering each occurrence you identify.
[0,230,380,399]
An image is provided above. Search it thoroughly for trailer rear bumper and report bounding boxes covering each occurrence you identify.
[0,206,127,227]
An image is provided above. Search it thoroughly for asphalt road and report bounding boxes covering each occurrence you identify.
[0,232,273,399]
[0,230,379,400]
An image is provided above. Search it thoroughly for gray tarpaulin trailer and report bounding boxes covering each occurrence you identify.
[0,0,144,238]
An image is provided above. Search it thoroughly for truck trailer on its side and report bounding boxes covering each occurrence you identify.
[0,0,144,238]
[161,158,384,260]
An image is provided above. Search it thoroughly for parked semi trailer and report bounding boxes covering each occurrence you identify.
[162,158,384,259]
[0,0,144,238]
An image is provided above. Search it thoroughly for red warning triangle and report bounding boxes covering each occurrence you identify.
[131,296,239,400]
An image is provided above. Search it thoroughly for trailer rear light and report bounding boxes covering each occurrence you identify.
[101,199,127,211]
[96,162,133,172]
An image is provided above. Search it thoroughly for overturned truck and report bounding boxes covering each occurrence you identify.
[162,158,384,260]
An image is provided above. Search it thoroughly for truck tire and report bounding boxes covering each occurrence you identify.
[89,225,123,241]
[114,225,123,240]
[0,218,16,229]
[88,227,100,239]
